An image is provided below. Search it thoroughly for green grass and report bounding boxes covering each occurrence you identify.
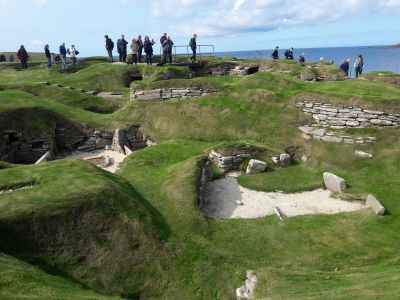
[239,164,324,193]
[0,253,121,300]
[1,58,400,299]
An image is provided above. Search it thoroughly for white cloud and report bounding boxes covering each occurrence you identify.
[150,0,400,37]
[0,0,47,5]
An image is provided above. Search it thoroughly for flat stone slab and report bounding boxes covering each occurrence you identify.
[323,172,346,192]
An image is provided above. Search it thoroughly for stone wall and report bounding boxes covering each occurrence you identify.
[208,150,251,173]
[198,159,213,211]
[1,129,56,164]
[296,101,400,128]
[131,87,217,101]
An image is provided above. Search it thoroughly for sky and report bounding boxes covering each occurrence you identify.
[0,0,400,56]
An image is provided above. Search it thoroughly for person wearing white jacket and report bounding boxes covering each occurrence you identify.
[67,44,78,69]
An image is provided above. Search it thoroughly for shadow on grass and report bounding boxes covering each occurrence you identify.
[98,168,171,240]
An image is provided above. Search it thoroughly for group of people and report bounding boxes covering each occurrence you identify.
[340,55,365,78]
[271,46,365,77]
[104,33,198,65]
[0,53,14,62]
[10,43,79,70]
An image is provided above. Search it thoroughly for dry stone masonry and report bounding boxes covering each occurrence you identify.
[296,101,400,128]
[131,87,217,101]
[299,125,376,144]
[198,159,213,211]
[236,270,260,300]
[208,150,251,173]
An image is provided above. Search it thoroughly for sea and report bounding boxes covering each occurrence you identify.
[211,46,400,76]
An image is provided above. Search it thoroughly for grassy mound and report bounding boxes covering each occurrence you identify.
[0,159,167,297]
[1,57,400,299]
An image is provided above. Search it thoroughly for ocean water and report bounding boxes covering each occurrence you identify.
[212,46,400,75]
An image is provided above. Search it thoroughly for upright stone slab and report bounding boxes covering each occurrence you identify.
[366,194,385,215]
[278,153,291,167]
[246,159,267,175]
[323,172,346,192]
[111,129,127,155]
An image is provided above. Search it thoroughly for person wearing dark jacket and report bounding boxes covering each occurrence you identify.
[162,36,174,64]
[271,46,279,59]
[160,33,167,63]
[138,35,143,63]
[189,33,197,62]
[44,44,52,69]
[143,36,155,65]
[354,55,364,78]
[284,48,294,59]
[340,59,350,76]
[0,53,5,62]
[104,35,114,63]
[299,53,305,63]
[17,45,29,69]
[117,35,128,62]
[59,42,67,68]
[9,55,15,62]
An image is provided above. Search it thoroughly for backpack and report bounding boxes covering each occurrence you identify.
[111,41,114,49]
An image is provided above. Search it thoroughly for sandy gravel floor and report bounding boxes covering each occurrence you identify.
[203,173,366,219]
[65,149,127,173]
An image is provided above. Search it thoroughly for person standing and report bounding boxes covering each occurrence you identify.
[340,59,351,76]
[189,33,197,62]
[160,33,167,63]
[354,55,364,78]
[9,55,15,62]
[0,53,5,62]
[44,44,52,69]
[271,46,279,59]
[284,47,294,59]
[104,35,114,63]
[117,35,128,62]
[17,45,29,69]
[299,53,305,63]
[143,36,155,65]
[162,36,174,64]
[130,38,140,65]
[68,44,78,69]
[137,35,143,63]
[59,42,67,68]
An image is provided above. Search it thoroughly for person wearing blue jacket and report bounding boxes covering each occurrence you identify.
[117,35,128,62]
[59,43,67,68]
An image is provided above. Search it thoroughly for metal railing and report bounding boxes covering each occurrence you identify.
[159,44,214,58]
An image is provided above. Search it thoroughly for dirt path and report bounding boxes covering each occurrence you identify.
[203,173,366,219]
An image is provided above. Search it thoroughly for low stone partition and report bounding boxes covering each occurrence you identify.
[131,87,217,101]
[296,101,400,128]
[209,150,251,173]
[79,126,150,154]
[230,65,260,76]
[299,126,376,144]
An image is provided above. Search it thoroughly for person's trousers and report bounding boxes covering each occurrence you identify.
[71,57,77,68]
[190,48,196,61]
[61,55,67,68]
[20,59,27,69]
[107,49,113,62]
[47,57,52,68]
[146,53,152,65]
[355,67,363,78]
[132,54,138,65]
[138,48,143,62]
